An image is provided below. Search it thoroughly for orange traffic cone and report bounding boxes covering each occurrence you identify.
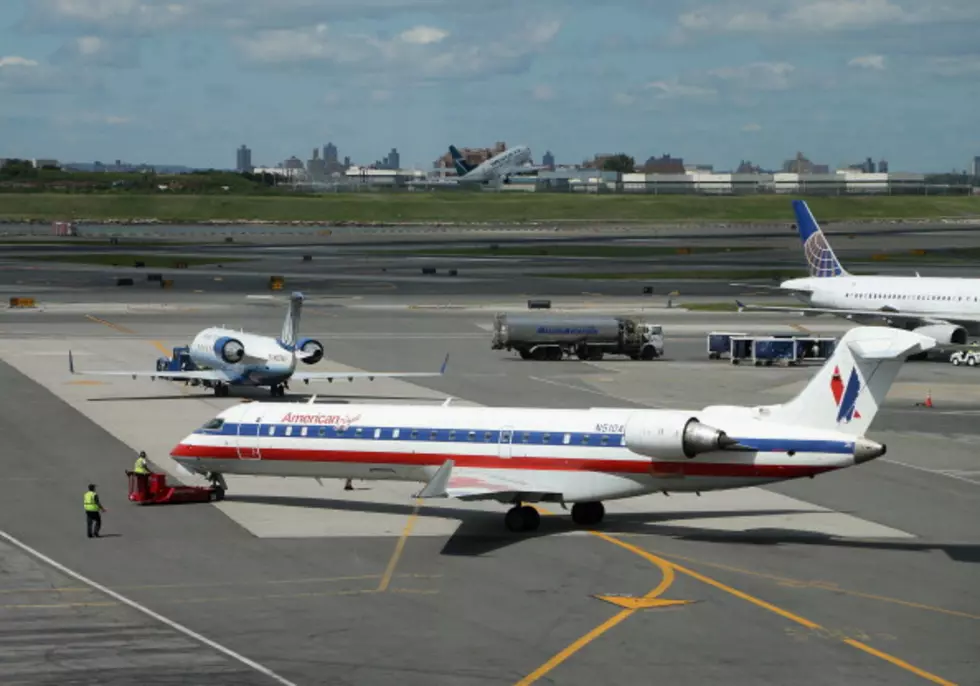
[924,390,934,408]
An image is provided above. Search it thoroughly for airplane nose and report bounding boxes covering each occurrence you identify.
[854,437,886,463]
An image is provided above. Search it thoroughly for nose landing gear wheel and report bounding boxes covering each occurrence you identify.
[505,505,541,532]
[571,501,605,527]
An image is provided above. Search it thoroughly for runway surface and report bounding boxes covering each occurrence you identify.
[0,225,979,685]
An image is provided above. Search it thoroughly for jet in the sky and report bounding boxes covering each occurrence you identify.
[734,199,980,346]
[69,292,449,397]
[449,144,548,184]
[171,326,930,532]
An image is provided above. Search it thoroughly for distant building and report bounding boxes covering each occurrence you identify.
[878,159,889,173]
[736,160,764,174]
[972,156,980,177]
[307,148,326,179]
[642,154,685,174]
[782,152,828,174]
[377,148,400,170]
[542,151,555,170]
[236,145,252,173]
[323,143,338,165]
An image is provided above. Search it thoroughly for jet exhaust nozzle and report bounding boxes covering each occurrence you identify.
[854,437,886,463]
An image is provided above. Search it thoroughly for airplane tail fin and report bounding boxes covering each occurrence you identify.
[449,145,475,176]
[280,291,303,348]
[765,326,935,436]
[793,199,849,278]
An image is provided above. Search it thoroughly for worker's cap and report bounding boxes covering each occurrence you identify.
[138,451,146,457]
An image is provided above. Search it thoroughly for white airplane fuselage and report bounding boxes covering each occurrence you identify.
[459,146,533,183]
[189,327,297,387]
[782,275,980,338]
[172,403,870,502]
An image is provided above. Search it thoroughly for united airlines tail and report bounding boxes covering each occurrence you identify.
[766,326,934,436]
[280,291,303,349]
[449,145,475,176]
[793,199,849,278]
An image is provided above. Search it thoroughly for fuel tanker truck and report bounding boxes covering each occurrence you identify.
[491,313,664,361]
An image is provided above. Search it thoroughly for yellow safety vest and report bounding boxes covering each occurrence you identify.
[83,491,99,512]
[133,457,150,475]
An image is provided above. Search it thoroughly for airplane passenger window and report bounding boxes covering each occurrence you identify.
[267,426,275,436]
[430,430,438,440]
[620,437,626,446]
[581,435,590,445]
[337,427,345,436]
[318,427,326,437]
[563,434,571,444]
[301,427,308,437]
[522,432,530,443]
[411,430,418,439]
[484,431,492,441]
[285,427,292,436]
[393,429,400,438]
[355,428,363,437]
[449,430,456,440]
[601,436,609,446]
[201,418,224,430]
[373,428,380,439]
[468,431,476,441]
[543,433,551,443]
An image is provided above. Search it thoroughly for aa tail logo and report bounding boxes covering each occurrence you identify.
[831,366,861,422]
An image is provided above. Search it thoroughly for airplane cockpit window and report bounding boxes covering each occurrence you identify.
[201,418,224,431]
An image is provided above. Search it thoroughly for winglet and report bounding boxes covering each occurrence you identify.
[68,350,75,374]
[440,353,450,374]
[416,459,454,498]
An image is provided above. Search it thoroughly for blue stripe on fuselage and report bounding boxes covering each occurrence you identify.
[194,422,855,454]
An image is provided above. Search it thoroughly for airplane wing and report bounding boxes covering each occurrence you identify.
[415,460,563,502]
[731,282,813,295]
[734,301,979,328]
[291,353,450,384]
[68,350,233,381]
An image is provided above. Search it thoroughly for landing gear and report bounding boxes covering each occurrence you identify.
[505,505,541,532]
[213,383,229,397]
[269,384,286,397]
[571,501,605,527]
[206,473,226,501]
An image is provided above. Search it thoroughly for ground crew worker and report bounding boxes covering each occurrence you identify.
[133,451,152,475]
[84,484,106,538]
[344,478,353,491]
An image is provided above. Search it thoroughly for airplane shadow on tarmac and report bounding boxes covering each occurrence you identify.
[222,494,980,563]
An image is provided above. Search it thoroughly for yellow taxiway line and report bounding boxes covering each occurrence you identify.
[378,499,422,592]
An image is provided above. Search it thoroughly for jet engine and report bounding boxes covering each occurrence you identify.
[213,336,245,364]
[913,324,967,345]
[624,410,735,460]
[296,338,324,365]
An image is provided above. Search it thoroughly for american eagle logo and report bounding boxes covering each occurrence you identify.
[830,366,861,422]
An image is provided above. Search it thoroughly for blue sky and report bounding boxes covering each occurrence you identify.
[1,0,978,172]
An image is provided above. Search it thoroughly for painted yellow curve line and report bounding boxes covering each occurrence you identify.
[517,527,958,686]
[378,500,422,592]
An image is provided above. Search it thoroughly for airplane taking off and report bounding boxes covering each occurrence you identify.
[69,292,449,397]
[734,199,980,346]
[449,145,548,185]
[172,326,932,532]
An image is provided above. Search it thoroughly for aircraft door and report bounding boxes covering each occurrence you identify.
[498,426,513,459]
[236,414,262,460]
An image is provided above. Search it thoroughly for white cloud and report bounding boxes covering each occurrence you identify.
[677,0,980,35]
[26,0,190,34]
[531,84,555,101]
[742,123,762,132]
[645,79,716,99]
[613,92,636,107]
[708,61,795,90]
[400,25,447,45]
[236,19,561,81]
[848,54,886,69]
[0,56,39,68]
[52,35,138,67]
[927,54,980,76]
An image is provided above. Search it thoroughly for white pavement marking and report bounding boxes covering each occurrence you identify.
[0,335,915,540]
[881,459,980,486]
[0,529,299,686]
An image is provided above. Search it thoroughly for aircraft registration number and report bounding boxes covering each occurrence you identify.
[595,423,624,433]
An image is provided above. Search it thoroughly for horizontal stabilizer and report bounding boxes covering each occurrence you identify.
[845,328,937,360]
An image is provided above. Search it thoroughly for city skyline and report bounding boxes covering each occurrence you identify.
[1,1,978,172]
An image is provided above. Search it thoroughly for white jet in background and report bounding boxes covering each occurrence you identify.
[172,326,932,532]
[69,291,449,397]
[735,199,980,347]
[448,144,549,185]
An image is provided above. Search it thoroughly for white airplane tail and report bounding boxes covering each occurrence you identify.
[280,292,303,348]
[765,326,935,436]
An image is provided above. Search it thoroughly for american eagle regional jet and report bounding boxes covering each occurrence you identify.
[172,326,931,532]
[69,292,449,397]
[735,199,980,346]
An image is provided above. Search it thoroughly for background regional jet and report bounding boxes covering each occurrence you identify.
[735,199,980,346]
[449,144,549,185]
[172,326,930,531]
[69,292,448,397]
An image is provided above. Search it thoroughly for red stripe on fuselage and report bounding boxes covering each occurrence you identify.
[170,444,838,479]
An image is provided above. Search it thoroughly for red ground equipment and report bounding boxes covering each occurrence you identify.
[127,471,222,505]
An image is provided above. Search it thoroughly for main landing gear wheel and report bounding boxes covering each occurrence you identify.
[213,384,229,397]
[270,385,286,397]
[505,505,541,532]
[571,501,605,527]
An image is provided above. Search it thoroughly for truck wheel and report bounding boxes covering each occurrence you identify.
[952,357,961,366]
[969,357,976,367]
[519,350,531,360]
[640,347,656,360]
